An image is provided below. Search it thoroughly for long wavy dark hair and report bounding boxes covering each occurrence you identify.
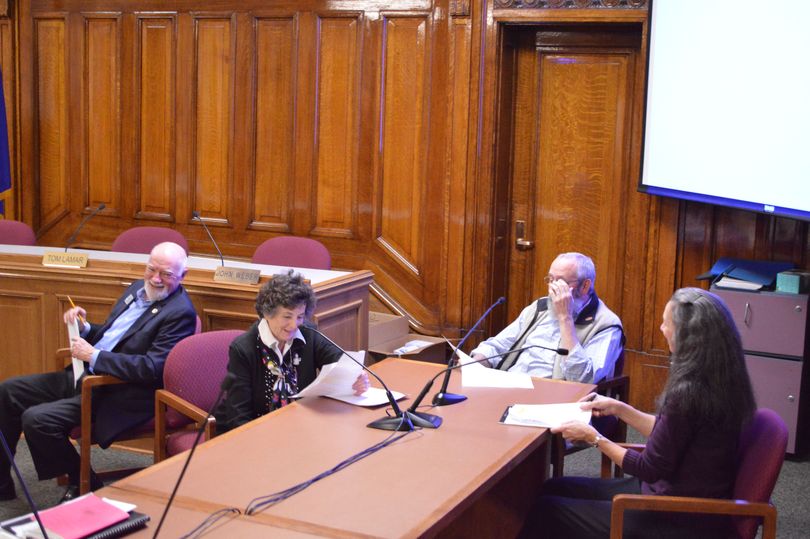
[658,288,755,430]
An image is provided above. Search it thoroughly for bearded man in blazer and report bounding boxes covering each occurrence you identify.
[0,241,197,501]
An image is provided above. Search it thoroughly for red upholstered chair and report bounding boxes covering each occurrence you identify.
[111,226,189,254]
[57,316,201,494]
[607,408,788,539]
[0,219,36,245]
[251,236,331,269]
[154,330,242,462]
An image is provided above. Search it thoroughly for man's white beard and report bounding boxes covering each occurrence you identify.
[145,282,169,302]
[548,292,589,318]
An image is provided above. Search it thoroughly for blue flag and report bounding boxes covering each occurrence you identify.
[0,68,12,217]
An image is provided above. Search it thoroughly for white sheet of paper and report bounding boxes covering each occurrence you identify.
[67,318,86,388]
[326,387,405,407]
[502,402,591,428]
[455,348,534,389]
[291,352,364,399]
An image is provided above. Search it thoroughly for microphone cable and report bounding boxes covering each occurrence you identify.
[178,507,242,539]
[244,414,411,516]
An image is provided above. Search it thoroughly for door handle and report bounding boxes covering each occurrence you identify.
[515,220,534,251]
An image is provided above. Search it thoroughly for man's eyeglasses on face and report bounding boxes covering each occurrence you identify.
[544,275,581,287]
[146,265,177,281]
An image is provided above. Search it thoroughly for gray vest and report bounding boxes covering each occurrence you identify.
[497,292,623,373]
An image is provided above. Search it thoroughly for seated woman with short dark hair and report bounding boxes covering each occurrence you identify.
[520,287,756,538]
[216,270,368,432]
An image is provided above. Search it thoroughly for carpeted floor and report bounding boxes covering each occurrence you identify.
[1,432,808,537]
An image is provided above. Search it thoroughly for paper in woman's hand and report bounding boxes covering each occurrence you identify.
[291,352,406,406]
[500,402,591,428]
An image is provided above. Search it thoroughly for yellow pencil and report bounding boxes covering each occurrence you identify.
[66,295,85,325]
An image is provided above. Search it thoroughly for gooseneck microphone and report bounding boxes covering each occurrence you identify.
[0,430,49,538]
[152,373,236,538]
[308,327,439,431]
[192,211,225,266]
[64,203,106,251]
[433,296,506,406]
[406,344,567,422]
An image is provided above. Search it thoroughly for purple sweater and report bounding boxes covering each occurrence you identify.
[621,410,738,498]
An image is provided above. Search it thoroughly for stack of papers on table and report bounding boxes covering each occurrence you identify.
[455,349,534,389]
[0,494,149,538]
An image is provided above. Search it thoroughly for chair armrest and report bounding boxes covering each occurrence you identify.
[156,389,209,424]
[81,375,126,389]
[55,348,72,370]
[154,389,215,462]
[595,374,629,395]
[610,494,777,539]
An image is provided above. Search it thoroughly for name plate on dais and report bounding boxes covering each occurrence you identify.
[214,266,261,285]
[42,252,89,268]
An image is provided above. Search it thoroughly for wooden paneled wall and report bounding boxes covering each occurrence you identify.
[5,0,809,410]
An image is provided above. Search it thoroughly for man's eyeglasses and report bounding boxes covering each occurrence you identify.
[543,275,581,286]
[145,265,178,281]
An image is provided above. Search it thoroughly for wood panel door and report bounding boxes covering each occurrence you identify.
[491,24,641,330]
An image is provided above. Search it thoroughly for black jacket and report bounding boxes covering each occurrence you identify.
[216,321,342,433]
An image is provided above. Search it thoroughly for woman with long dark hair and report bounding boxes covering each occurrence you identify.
[520,287,756,538]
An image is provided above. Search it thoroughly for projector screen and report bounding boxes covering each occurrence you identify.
[638,0,810,221]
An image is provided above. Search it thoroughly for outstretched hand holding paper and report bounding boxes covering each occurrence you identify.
[291,352,404,407]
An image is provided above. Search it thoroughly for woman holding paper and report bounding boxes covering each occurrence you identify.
[520,287,756,538]
[216,270,368,432]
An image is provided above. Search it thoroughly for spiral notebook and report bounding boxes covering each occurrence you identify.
[1,495,149,539]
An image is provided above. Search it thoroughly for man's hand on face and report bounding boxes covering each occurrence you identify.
[548,278,575,320]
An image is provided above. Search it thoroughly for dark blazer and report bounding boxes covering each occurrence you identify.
[85,280,197,447]
[217,321,342,433]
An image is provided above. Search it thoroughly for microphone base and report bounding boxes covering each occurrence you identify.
[367,411,442,431]
[431,392,467,406]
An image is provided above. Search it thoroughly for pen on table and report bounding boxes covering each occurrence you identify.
[66,295,85,325]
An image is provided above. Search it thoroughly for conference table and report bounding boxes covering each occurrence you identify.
[0,245,372,380]
[99,359,594,538]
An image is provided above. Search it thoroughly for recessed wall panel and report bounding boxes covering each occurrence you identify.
[313,15,360,238]
[85,15,121,212]
[34,18,68,226]
[378,16,428,273]
[137,16,175,219]
[193,16,233,221]
[252,17,296,229]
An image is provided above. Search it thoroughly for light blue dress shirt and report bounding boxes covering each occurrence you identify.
[81,287,153,372]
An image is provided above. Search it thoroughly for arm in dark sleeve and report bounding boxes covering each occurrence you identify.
[92,305,197,384]
[312,331,345,368]
[220,341,260,432]
[621,412,694,483]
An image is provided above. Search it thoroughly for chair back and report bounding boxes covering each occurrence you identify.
[162,330,242,429]
[613,348,625,377]
[252,236,331,269]
[733,408,788,538]
[0,219,36,245]
[111,226,189,254]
